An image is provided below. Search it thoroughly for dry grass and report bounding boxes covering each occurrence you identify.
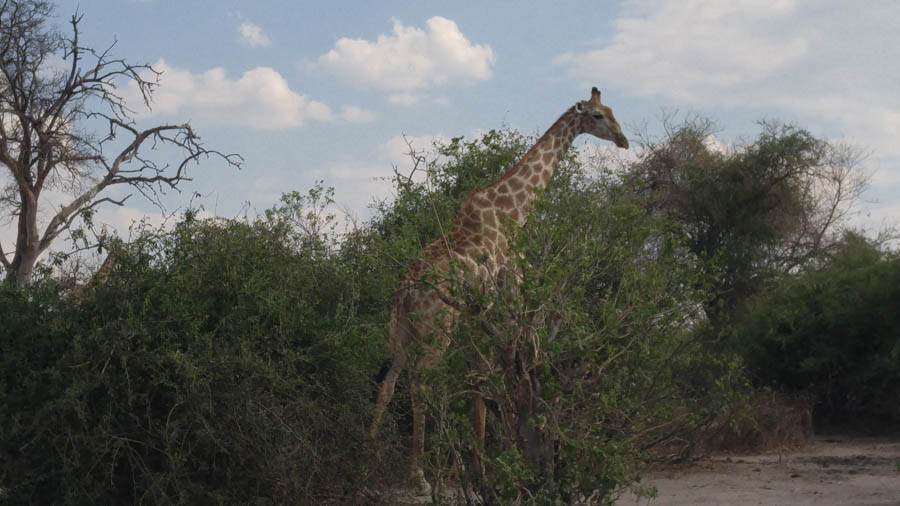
[700,390,814,455]
[642,390,814,468]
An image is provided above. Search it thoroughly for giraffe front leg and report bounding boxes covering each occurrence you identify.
[409,378,433,496]
[472,394,487,477]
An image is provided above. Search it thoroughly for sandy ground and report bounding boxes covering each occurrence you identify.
[624,436,900,506]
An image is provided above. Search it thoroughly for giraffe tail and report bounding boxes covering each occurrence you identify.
[373,358,392,393]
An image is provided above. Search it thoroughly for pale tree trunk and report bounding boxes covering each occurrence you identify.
[8,255,37,286]
[5,190,41,286]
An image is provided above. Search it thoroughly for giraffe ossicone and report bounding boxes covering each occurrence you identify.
[369,87,629,495]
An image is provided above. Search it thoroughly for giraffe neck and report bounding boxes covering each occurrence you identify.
[482,106,581,225]
[506,106,580,191]
[445,107,582,273]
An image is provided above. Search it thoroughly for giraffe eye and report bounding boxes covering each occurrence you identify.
[592,113,604,120]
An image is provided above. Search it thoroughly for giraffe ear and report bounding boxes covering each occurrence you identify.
[575,101,585,113]
[590,87,602,105]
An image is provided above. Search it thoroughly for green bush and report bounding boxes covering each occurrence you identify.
[1,197,396,504]
[732,232,900,426]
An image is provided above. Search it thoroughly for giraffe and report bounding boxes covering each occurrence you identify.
[369,87,629,494]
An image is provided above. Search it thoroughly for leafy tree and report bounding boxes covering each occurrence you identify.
[0,1,240,286]
[626,118,868,333]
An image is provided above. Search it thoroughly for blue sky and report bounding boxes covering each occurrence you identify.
[8,0,900,251]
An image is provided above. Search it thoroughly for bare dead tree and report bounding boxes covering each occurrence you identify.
[0,1,242,286]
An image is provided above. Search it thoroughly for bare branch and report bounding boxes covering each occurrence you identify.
[0,238,10,269]
[0,1,240,285]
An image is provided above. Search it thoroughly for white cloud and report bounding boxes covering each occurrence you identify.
[388,93,421,107]
[852,196,900,242]
[314,16,494,92]
[238,22,271,47]
[304,100,335,122]
[866,155,900,187]
[341,105,376,123]
[380,133,449,163]
[555,0,900,164]
[325,163,395,200]
[94,204,173,236]
[134,60,332,129]
[702,135,729,155]
[305,133,455,221]
[577,140,640,172]
[556,0,807,103]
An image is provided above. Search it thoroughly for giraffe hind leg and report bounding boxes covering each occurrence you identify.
[369,309,415,438]
[369,359,403,438]
[409,374,433,495]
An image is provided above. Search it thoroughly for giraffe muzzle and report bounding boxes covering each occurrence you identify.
[615,133,629,149]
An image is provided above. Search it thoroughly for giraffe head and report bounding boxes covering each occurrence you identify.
[574,87,629,149]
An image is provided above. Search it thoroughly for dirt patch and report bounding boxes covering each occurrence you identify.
[624,436,900,505]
